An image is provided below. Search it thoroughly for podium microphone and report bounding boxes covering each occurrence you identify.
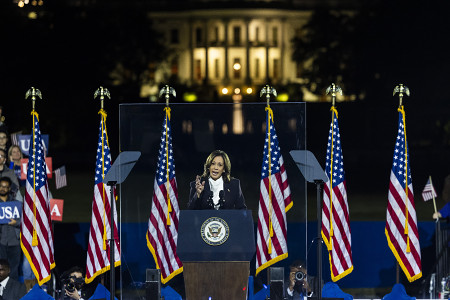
[207,191,214,209]
[218,190,225,209]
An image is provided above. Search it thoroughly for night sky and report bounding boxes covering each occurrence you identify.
[0,0,449,201]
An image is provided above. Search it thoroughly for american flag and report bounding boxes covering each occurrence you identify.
[10,131,21,146]
[322,107,353,281]
[255,107,292,276]
[54,166,67,189]
[20,112,55,285]
[385,107,422,282]
[146,108,183,284]
[421,178,437,202]
[85,111,120,283]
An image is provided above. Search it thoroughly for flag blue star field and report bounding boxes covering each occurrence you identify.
[147,108,183,284]
[20,112,55,285]
[385,107,421,282]
[86,111,120,283]
[322,108,353,282]
[255,107,292,276]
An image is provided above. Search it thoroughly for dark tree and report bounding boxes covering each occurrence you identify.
[0,1,167,160]
[291,0,450,102]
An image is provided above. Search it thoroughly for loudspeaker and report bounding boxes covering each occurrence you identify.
[145,269,161,300]
[269,267,284,300]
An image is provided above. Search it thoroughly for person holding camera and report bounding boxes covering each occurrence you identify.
[60,266,87,300]
[286,260,314,299]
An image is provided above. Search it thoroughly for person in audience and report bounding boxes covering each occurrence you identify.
[433,174,450,221]
[433,175,450,254]
[286,260,314,300]
[0,130,8,152]
[0,177,22,281]
[0,148,22,202]
[60,266,96,300]
[7,145,25,188]
[0,259,27,300]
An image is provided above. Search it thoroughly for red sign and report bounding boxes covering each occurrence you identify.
[20,157,53,180]
[50,199,64,222]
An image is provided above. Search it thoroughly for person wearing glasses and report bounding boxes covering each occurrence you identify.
[0,131,8,152]
[0,149,21,202]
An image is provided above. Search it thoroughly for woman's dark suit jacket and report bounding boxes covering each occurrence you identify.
[188,177,246,209]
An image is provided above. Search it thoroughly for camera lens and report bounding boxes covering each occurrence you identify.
[66,282,75,292]
[295,271,305,281]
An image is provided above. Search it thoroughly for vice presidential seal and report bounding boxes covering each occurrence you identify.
[201,217,230,246]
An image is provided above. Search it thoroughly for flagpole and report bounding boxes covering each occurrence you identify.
[325,83,342,250]
[429,176,438,215]
[393,84,411,284]
[159,86,176,226]
[25,87,43,247]
[94,86,116,300]
[260,85,275,284]
[260,85,277,255]
[429,174,441,282]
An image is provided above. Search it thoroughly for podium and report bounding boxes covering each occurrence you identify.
[177,210,255,300]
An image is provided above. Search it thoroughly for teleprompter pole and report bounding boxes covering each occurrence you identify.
[108,181,116,300]
[315,179,324,300]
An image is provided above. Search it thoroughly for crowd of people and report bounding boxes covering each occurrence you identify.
[0,110,40,299]
[0,108,100,300]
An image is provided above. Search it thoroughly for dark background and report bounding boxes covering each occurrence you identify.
[0,0,449,297]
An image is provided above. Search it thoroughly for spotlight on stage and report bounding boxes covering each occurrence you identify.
[269,267,284,300]
[145,269,161,300]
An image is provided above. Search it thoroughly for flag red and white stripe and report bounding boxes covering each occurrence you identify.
[85,110,120,283]
[255,107,292,276]
[54,165,67,189]
[385,107,422,282]
[146,108,183,284]
[20,112,55,285]
[422,178,437,202]
[322,107,353,281]
[10,131,21,146]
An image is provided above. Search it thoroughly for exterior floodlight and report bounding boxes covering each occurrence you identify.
[183,92,197,102]
[277,93,289,102]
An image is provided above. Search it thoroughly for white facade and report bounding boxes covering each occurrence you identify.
[148,9,311,96]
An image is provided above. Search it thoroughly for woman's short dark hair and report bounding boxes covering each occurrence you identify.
[202,150,231,182]
[67,266,84,277]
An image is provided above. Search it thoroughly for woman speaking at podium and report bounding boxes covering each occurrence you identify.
[188,150,246,210]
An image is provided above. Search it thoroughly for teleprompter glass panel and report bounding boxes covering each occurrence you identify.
[118,102,309,298]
